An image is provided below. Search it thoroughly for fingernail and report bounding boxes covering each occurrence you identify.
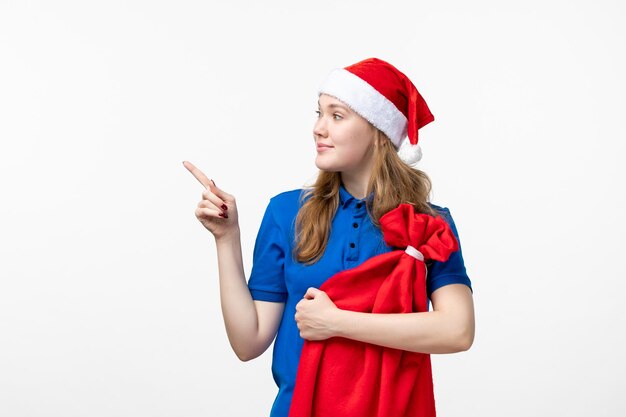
[211,179,216,186]
[221,204,228,211]
[218,212,225,217]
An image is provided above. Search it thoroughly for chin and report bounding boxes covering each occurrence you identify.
[314,159,339,172]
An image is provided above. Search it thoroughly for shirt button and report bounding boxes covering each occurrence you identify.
[352,222,358,228]
[349,242,355,248]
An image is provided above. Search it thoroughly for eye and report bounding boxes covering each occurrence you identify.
[315,110,321,118]
[333,113,343,120]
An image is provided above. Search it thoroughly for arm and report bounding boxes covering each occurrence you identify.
[215,231,284,361]
[331,283,475,354]
[182,162,284,362]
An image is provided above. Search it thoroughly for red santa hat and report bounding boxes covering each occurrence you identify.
[318,57,435,165]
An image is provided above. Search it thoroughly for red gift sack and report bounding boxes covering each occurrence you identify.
[288,203,459,417]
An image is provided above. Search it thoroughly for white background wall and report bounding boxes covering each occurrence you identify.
[1,1,624,416]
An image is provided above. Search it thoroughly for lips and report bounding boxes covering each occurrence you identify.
[316,143,333,149]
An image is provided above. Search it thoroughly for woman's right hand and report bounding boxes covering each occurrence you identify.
[182,160,239,241]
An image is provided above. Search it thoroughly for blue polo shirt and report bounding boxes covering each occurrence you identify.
[247,183,472,417]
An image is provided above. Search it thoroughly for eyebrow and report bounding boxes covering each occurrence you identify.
[317,101,350,111]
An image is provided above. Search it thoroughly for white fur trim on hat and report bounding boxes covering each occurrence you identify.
[318,68,408,148]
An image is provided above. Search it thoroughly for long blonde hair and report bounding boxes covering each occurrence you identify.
[293,129,438,265]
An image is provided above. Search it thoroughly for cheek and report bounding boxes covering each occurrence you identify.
[342,132,372,156]
[329,123,374,158]
[331,144,366,167]
[333,126,361,148]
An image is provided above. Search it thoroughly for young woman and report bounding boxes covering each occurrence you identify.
[183,57,475,417]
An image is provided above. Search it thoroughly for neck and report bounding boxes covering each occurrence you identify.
[339,141,377,200]
[340,172,370,200]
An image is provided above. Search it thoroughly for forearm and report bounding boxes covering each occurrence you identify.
[332,309,471,354]
[214,230,260,360]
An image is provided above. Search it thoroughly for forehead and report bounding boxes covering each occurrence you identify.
[318,94,352,111]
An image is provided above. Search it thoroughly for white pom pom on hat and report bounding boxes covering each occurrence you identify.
[397,136,423,165]
[317,57,434,165]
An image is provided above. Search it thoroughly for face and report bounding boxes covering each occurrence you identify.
[313,94,377,173]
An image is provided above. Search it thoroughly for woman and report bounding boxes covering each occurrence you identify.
[183,57,475,417]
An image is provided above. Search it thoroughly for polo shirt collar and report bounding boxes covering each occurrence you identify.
[339,182,374,208]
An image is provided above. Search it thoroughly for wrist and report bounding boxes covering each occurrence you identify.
[331,307,350,338]
[215,228,241,245]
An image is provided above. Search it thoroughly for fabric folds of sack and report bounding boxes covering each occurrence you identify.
[288,203,459,417]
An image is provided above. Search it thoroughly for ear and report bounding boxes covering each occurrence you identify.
[373,128,380,146]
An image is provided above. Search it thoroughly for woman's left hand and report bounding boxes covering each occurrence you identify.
[295,287,341,341]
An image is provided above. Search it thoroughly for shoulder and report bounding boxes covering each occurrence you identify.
[264,188,307,228]
[268,188,306,213]
[269,188,305,204]
[427,202,462,236]
[427,202,450,216]
[427,202,457,228]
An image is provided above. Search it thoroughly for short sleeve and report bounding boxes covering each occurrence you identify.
[247,198,288,303]
[427,207,473,299]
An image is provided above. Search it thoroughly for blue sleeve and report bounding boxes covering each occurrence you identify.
[427,207,473,299]
[247,197,288,303]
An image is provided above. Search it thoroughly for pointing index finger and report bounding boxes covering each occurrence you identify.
[182,160,212,189]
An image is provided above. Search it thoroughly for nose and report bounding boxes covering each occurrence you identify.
[313,115,327,139]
